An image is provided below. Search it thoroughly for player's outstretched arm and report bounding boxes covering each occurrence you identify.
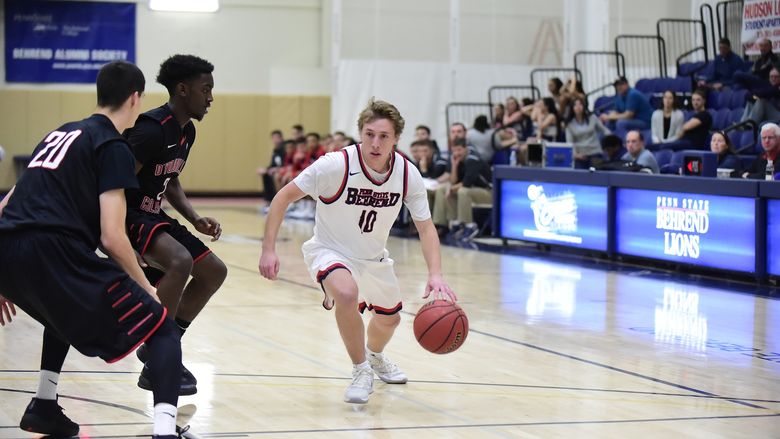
[414,218,457,302]
[259,182,306,280]
[99,189,158,300]
[165,177,222,241]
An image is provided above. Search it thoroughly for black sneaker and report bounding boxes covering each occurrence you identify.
[19,397,79,437]
[138,363,198,396]
[137,343,198,387]
[153,424,191,439]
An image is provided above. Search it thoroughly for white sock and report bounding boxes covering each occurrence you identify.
[153,403,177,436]
[366,347,381,358]
[36,370,59,400]
[353,360,370,370]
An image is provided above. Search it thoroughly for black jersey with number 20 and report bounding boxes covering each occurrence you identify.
[0,114,138,249]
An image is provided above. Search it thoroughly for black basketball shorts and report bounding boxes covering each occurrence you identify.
[0,231,168,363]
[126,208,212,276]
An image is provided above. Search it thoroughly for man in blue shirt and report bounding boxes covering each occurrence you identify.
[599,77,654,131]
[699,38,745,90]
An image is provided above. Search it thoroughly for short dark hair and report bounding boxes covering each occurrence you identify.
[613,76,629,87]
[411,139,432,148]
[719,37,731,47]
[271,129,283,137]
[451,122,467,131]
[156,54,213,95]
[692,88,708,101]
[96,61,145,111]
[473,115,490,132]
[601,134,623,149]
[293,124,304,132]
[415,125,431,135]
[305,132,321,141]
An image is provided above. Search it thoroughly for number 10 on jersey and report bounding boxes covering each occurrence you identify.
[359,209,377,233]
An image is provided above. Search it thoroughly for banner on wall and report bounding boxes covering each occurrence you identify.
[741,0,780,55]
[5,0,135,83]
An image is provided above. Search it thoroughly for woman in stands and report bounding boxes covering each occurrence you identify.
[492,103,505,129]
[651,90,684,144]
[565,97,611,168]
[709,130,742,171]
[523,97,560,142]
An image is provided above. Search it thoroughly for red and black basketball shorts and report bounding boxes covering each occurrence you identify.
[0,231,168,363]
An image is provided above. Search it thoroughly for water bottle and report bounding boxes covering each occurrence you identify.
[766,159,775,181]
[509,149,517,166]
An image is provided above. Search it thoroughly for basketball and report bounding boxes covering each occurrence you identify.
[413,300,468,354]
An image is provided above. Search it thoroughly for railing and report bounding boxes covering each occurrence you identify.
[445,102,492,136]
[724,119,758,154]
[574,51,626,104]
[486,86,540,124]
[657,18,709,77]
[530,68,582,98]
[716,0,745,58]
[615,35,667,79]
[701,3,717,59]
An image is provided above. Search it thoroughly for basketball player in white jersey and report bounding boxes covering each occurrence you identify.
[259,98,457,404]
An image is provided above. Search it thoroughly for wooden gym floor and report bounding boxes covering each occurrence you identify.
[0,199,778,438]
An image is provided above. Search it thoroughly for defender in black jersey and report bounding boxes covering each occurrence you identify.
[124,55,227,395]
[0,61,183,438]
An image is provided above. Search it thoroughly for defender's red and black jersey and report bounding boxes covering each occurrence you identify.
[0,114,139,249]
[124,104,196,214]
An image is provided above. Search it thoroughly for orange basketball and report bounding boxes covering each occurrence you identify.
[413,300,468,354]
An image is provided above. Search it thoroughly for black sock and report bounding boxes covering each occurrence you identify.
[40,328,70,372]
[145,319,182,406]
[175,317,191,337]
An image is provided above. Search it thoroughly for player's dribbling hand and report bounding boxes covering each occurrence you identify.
[259,250,280,280]
[195,217,222,241]
[423,274,457,302]
[0,295,17,326]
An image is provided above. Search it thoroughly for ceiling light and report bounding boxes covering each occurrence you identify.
[149,0,219,13]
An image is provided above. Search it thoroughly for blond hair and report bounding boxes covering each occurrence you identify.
[357,97,405,136]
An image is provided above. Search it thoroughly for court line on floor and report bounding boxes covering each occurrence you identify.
[4,369,778,405]
[66,413,780,438]
[224,262,769,411]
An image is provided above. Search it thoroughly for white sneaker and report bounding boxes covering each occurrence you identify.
[367,351,408,384]
[344,364,374,404]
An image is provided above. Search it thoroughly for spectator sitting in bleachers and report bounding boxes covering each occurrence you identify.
[558,75,586,121]
[671,88,712,150]
[274,139,296,188]
[599,76,653,131]
[331,130,347,151]
[290,124,304,141]
[742,67,780,123]
[651,90,684,144]
[410,139,448,210]
[709,130,742,172]
[257,129,285,202]
[734,38,779,93]
[305,132,326,161]
[492,103,505,129]
[503,96,530,136]
[548,77,564,107]
[601,134,624,164]
[522,97,559,142]
[740,122,780,179]
[466,115,495,163]
[415,124,441,156]
[565,97,610,168]
[698,38,744,90]
[622,130,659,173]
[432,138,492,241]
